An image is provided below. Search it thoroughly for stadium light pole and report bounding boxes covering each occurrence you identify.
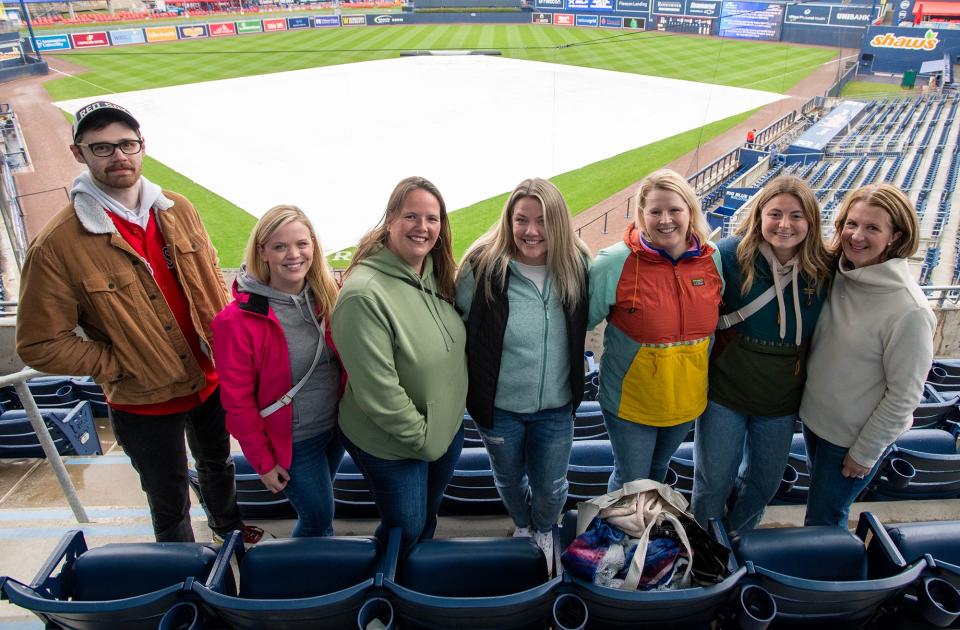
[18,0,41,62]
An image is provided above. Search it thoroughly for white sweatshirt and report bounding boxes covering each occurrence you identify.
[800,256,936,468]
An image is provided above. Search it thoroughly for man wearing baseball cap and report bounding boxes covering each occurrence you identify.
[16,101,261,544]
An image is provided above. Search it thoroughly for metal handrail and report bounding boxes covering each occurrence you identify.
[0,368,90,523]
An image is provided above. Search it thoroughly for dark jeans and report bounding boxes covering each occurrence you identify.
[343,427,463,553]
[283,429,344,538]
[110,388,243,542]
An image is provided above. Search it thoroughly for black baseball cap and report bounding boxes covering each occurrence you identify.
[72,101,140,143]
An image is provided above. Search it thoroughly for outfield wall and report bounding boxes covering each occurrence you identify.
[860,25,960,74]
[24,0,867,54]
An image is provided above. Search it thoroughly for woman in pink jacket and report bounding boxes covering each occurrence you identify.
[212,205,345,537]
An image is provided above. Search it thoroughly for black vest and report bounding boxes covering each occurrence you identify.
[464,261,588,428]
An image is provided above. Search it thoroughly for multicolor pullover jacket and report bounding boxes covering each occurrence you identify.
[588,224,723,427]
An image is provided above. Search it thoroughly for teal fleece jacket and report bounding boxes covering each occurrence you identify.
[455,260,571,414]
[332,246,467,461]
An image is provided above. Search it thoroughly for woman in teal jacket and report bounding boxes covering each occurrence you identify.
[691,176,830,531]
[456,178,590,567]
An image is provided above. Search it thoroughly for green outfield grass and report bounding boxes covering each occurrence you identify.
[840,80,918,98]
[45,25,836,265]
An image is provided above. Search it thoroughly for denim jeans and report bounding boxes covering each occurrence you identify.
[110,388,243,542]
[477,404,573,533]
[602,410,693,491]
[343,427,464,552]
[691,400,796,531]
[803,426,886,528]
[282,429,345,538]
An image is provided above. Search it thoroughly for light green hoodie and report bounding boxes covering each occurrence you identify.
[332,246,467,461]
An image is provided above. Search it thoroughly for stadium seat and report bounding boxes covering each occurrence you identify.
[868,429,960,501]
[190,529,389,629]
[721,513,929,626]
[914,384,959,430]
[189,453,297,520]
[334,452,378,518]
[384,536,561,629]
[441,447,503,516]
[0,530,225,630]
[863,515,960,628]
[0,401,101,458]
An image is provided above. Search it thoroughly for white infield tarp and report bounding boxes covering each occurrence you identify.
[57,55,785,252]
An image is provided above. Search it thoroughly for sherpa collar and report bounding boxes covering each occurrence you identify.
[73,190,175,235]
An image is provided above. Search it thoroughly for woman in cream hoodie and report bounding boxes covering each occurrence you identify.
[800,183,935,527]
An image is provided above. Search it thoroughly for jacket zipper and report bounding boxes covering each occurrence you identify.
[674,266,685,336]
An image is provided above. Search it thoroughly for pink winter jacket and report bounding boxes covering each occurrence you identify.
[211,282,345,475]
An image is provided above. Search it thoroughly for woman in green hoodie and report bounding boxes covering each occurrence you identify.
[332,176,467,552]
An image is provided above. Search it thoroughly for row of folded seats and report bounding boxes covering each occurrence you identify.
[205,400,960,522]
[3,513,958,629]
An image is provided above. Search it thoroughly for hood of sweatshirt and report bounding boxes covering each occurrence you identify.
[838,254,922,294]
[357,245,455,350]
[235,265,319,321]
[759,242,804,346]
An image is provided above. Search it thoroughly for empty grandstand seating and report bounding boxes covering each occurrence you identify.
[0,401,101,459]
[868,429,960,501]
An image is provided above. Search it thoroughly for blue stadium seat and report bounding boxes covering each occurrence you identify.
[914,384,959,430]
[0,529,225,629]
[189,452,297,520]
[868,429,960,501]
[0,401,101,458]
[383,536,561,629]
[721,513,928,626]
[190,530,388,629]
[334,452,378,518]
[566,439,613,501]
[441,447,503,516]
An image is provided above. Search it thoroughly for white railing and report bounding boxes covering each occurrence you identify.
[0,368,90,523]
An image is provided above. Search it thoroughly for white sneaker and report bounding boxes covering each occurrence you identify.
[513,526,531,538]
[533,530,554,574]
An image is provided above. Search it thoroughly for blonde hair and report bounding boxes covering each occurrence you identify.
[244,205,339,320]
[347,176,457,300]
[831,183,920,265]
[458,178,590,308]
[734,176,831,295]
[634,169,711,246]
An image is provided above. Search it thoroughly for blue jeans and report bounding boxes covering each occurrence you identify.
[477,404,573,533]
[603,410,693,491]
[343,427,464,552]
[803,426,886,528]
[282,429,344,538]
[691,400,796,531]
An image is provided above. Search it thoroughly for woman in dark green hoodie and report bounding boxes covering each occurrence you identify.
[333,176,467,552]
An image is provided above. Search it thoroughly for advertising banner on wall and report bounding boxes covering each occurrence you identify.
[535,0,564,8]
[622,14,646,27]
[553,12,575,23]
[70,32,109,48]
[34,34,70,51]
[687,1,720,17]
[569,0,614,11]
[263,18,287,31]
[616,0,650,12]
[600,14,623,26]
[287,16,311,29]
[576,13,600,24]
[235,20,263,33]
[723,187,760,209]
[653,0,683,13]
[314,15,341,27]
[785,3,830,25]
[109,28,146,45]
[340,15,367,25]
[209,21,237,36]
[177,24,209,39]
[829,6,874,26]
[367,14,406,24]
[718,1,784,40]
[145,25,178,41]
[533,11,553,22]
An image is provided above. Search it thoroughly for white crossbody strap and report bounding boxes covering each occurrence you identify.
[716,273,793,330]
[259,318,326,418]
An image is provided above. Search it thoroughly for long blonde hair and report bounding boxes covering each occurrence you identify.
[347,176,457,300]
[734,176,831,295]
[244,205,339,319]
[634,169,711,246]
[458,178,590,307]
[831,183,920,266]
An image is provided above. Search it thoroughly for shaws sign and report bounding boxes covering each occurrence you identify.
[870,29,939,50]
